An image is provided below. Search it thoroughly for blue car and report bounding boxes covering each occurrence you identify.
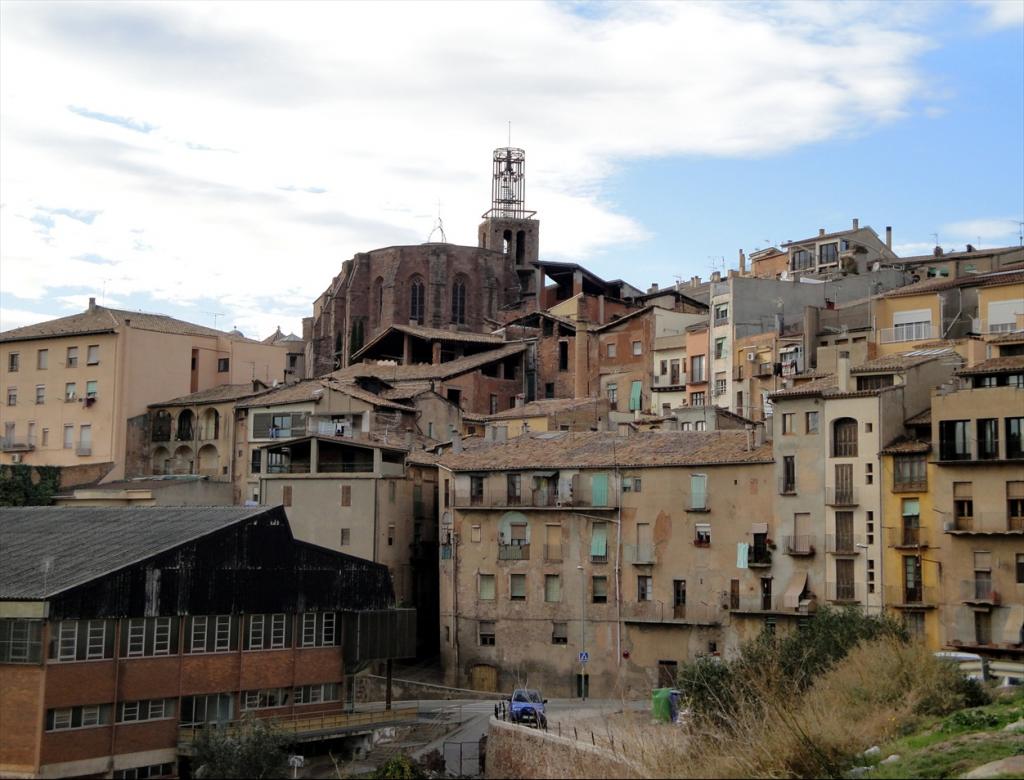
[509,688,547,728]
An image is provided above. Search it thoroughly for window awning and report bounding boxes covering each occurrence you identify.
[1000,604,1024,645]
[783,571,808,609]
[751,523,769,535]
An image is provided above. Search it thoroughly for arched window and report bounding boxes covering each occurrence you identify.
[832,417,858,457]
[372,277,384,327]
[452,277,467,325]
[176,410,194,441]
[409,276,425,325]
[502,229,512,255]
[515,230,526,264]
[200,408,220,440]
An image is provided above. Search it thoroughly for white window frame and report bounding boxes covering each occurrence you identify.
[52,708,73,730]
[270,614,286,649]
[301,613,316,647]
[153,618,171,655]
[190,616,208,653]
[58,621,78,661]
[214,615,231,652]
[81,705,101,727]
[248,614,265,650]
[120,701,141,722]
[127,619,146,657]
[321,612,336,645]
[243,691,261,710]
[149,699,166,719]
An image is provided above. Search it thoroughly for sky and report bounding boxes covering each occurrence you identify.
[1,0,1022,339]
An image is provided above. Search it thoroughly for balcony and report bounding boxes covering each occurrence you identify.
[879,322,937,344]
[497,543,530,561]
[453,486,617,510]
[885,584,938,608]
[825,581,865,604]
[624,544,655,564]
[652,372,686,389]
[945,512,1024,535]
[892,477,928,493]
[622,601,722,625]
[75,443,92,456]
[748,548,772,568]
[1,436,35,452]
[544,544,563,562]
[971,318,1022,335]
[728,595,790,614]
[825,487,858,507]
[266,463,312,474]
[960,580,1000,605]
[784,535,816,556]
[778,477,797,496]
[755,362,773,377]
[887,526,931,548]
[826,534,865,555]
[590,550,608,564]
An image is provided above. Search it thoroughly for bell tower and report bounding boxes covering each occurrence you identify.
[478,148,541,304]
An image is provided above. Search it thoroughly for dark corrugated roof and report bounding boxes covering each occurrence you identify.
[0,506,272,599]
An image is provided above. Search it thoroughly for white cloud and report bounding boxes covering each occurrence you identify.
[1,1,933,336]
[942,216,1022,243]
[973,0,1024,30]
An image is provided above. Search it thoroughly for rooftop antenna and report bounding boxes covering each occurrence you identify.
[427,198,447,243]
[1016,220,1023,246]
[204,312,225,328]
[930,232,939,248]
[508,120,511,147]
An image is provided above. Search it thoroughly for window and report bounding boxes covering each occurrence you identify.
[954,482,973,529]
[190,616,208,652]
[819,242,838,265]
[247,615,265,650]
[978,419,999,460]
[65,382,77,401]
[479,574,495,600]
[1007,418,1023,459]
[552,622,568,645]
[690,474,708,510]
[46,704,112,731]
[35,385,45,404]
[669,359,681,384]
[1008,482,1024,531]
[714,377,726,397]
[127,620,146,657]
[250,449,262,474]
[695,523,711,546]
[6,386,15,406]
[409,276,425,324]
[714,338,726,360]
[510,573,526,601]
[606,342,617,358]
[782,413,795,435]
[78,424,92,453]
[85,380,97,400]
[857,374,894,391]
[86,345,99,365]
[1017,553,1024,584]
[7,352,18,372]
[691,391,705,407]
[470,475,484,505]
[118,699,174,723]
[544,574,561,602]
[791,248,812,270]
[66,347,78,368]
[632,340,642,356]
[894,454,927,491]
[832,417,858,457]
[714,303,728,325]
[0,619,43,663]
[939,420,971,460]
[62,424,74,449]
[637,575,653,601]
[691,355,706,383]
[217,358,230,373]
[592,576,608,603]
[452,278,467,324]
[340,484,351,507]
[806,411,819,433]
[37,349,47,370]
[673,580,686,608]
[835,558,855,601]
[297,612,336,647]
[506,473,521,506]
[489,394,498,414]
[782,456,796,493]
[340,528,350,545]
[41,428,49,446]
[479,621,495,646]
[628,380,642,411]
[590,522,608,562]
[975,611,992,645]
[606,382,617,410]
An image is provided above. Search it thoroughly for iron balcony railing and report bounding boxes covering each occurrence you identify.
[784,535,816,556]
[454,487,617,510]
[886,526,931,548]
[652,373,686,387]
[945,512,1024,534]
[884,584,938,607]
[879,323,937,344]
[622,601,723,625]
[960,579,1000,604]
[826,534,866,555]
[728,595,785,613]
[497,543,530,561]
[747,548,772,567]
[825,487,858,507]
[1,436,36,451]
[825,581,865,604]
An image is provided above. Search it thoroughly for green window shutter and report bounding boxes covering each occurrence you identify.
[690,474,707,510]
[252,413,272,438]
[591,473,608,507]
[629,381,642,411]
[590,523,608,557]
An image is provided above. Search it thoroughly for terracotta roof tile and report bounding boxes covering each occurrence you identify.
[956,356,1024,376]
[905,409,931,426]
[989,330,1024,345]
[236,379,414,412]
[438,430,773,471]
[879,269,1024,299]
[850,349,959,373]
[881,438,931,455]
[483,397,605,421]
[151,383,269,408]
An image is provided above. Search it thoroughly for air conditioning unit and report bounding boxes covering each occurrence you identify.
[11,453,23,464]
[747,352,756,362]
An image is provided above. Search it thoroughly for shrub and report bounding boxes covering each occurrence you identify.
[370,755,426,779]
[192,716,289,779]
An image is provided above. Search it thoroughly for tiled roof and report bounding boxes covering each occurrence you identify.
[333,343,527,383]
[591,306,656,333]
[351,324,506,361]
[850,349,959,374]
[150,383,269,408]
[262,327,303,345]
[235,378,414,412]
[879,269,1024,299]
[905,409,931,426]
[956,356,1024,376]
[989,330,1024,345]
[893,245,1023,264]
[0,506,272,599]
[378,382,434,400]
[881,437,932,455]
[0,305,261,343]
[483,397,604,421]
[438,430,773,471]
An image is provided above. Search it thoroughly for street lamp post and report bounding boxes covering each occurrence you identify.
[577,564,586,700]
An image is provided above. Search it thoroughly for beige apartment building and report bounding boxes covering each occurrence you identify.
[435,430,785,697]
[932,356,1024,656]
[0,300,288,482]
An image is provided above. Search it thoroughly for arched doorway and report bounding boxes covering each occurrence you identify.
[172,445,194,475]
[197,444,219,476]
[151,446,170,475]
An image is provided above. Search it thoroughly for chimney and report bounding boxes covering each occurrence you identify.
[515,394,524,408]
[738,249,746,275]
[933,246,944,257]
[754,424,766,448]
[818,228,826,237]
[837,350,851,393]
[88,297,96,312]
[711,271,721,283]
[852,218,859,230]
[885,226,893,249]
[965,244,975,253]
[494,426,507,442]
[803,305,820,370]
[648,283,659,294]
[691,276,700,288]
[451,431,463,453]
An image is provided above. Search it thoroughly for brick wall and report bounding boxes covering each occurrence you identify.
[0,665,43,773]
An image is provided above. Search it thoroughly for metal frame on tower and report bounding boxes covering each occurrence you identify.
[482,147,537,220]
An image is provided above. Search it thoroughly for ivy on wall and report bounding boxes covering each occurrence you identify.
[0,464,61,506]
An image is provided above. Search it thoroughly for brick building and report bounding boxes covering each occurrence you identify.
[0,506,414,779]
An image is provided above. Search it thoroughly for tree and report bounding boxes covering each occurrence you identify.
[192,716,289,779]
[0,465,61,506]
